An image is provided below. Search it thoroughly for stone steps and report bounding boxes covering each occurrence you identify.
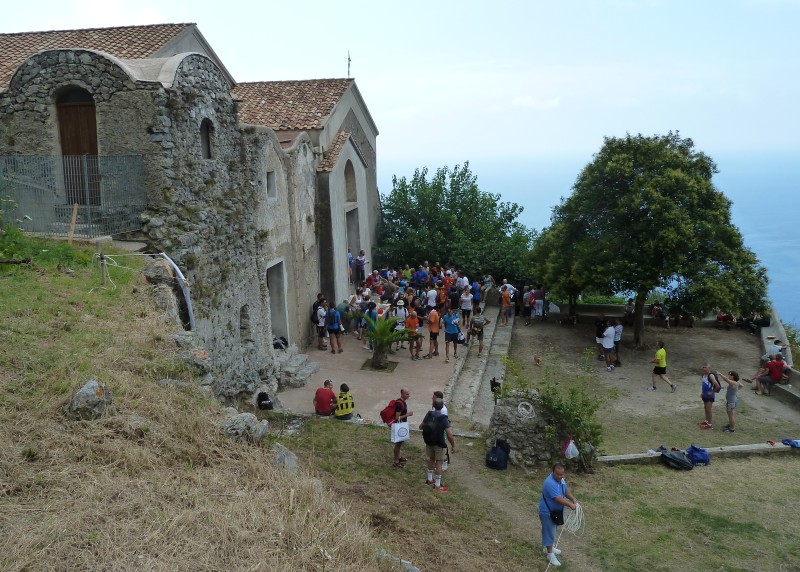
[275,345,319,389]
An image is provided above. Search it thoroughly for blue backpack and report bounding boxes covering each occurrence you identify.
[686,444,710,466]
[486,439,511,470]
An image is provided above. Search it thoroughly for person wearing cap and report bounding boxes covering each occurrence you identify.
[392,298,409,351]
[313,379,337,416]
[420,397,456,492]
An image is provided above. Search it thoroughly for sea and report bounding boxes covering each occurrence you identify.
[381,152,799,326]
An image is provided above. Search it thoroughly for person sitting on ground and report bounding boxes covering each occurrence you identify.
[313,379,337,416]
[334,383,355,420]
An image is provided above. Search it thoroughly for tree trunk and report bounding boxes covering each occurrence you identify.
[568,293,578,317]
[371,347,389,369]
[633,292,648,347]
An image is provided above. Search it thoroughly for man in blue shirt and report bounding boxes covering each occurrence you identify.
[442,307,460,363]
[538,462,579,568]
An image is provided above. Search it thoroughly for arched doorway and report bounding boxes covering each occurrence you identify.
[56,87,99,205]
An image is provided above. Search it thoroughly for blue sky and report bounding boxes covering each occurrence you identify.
[4,0,800,320]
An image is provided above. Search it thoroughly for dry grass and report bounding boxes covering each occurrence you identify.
[0,245,393,572]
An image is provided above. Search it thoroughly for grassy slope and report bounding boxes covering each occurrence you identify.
[0,238,392,572]
[3,237,799,571]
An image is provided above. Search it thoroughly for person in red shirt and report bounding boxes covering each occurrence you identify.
[313,379,337,415]
[754,357,789,395]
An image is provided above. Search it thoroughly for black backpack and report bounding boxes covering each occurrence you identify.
[256,392,274,410]
[486,439,511,470]
[422,413,445,447]
[660,450,693,471]
[710,371,723,393]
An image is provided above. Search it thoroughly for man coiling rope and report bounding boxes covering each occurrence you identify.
[539,462,584,569]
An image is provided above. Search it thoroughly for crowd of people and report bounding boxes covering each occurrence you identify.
[308,263,793,569]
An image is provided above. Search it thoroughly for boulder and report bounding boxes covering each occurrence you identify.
[221,412,269,444]
[271,442,299,473]
[67,378,114,420]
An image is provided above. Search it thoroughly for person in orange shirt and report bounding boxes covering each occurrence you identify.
[500,285,513,326]
[405,311,423,360]
[423,307,441,358]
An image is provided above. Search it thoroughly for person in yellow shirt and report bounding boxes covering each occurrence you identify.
[649,340,676,392]
[334,383,355,420]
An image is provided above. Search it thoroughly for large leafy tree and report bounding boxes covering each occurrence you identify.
[532,132,768,346]
[375,163,534,281]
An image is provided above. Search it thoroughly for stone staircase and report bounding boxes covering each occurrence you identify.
[444,307,513,427]
[274,345,320,390]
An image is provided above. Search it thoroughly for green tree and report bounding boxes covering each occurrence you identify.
[361,315,416,370]
[533,132,768,346]
[375,163,534,281]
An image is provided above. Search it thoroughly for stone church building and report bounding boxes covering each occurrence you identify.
[0,23,380,400]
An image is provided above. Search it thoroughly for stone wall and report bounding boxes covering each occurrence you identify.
[0,48,322,402]
[485,393,567,468]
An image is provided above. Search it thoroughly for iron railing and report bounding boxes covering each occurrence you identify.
[0,155,147,238]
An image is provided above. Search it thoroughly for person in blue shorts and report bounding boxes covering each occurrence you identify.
[539,462,579,568]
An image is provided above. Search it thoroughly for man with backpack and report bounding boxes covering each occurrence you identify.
[325,304,344,354]
[419,398,456,492]
[699,364,723,429]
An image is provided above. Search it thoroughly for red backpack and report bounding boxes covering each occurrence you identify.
[380,399,400,425]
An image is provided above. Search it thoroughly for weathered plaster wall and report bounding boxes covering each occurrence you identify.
[328,143,368,303]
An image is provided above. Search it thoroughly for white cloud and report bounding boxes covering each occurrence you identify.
[512,96,562,110]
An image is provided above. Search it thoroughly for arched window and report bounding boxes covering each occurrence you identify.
[344,160,357,202]
[200,118,213,159]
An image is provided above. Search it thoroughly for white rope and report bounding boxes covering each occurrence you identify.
[545,503,585,571]
[516,401,536,420]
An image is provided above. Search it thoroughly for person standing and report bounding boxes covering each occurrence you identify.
[613,318,623,366]
[312,379,336,416]
[424,306,441,358]
[334,383,354,420]
[699,364,722,429]
[720,371,743,433]
[601,320,616,372]
[420,398,456,492]
[405,310,422,360]
[392,387,413,468]
[539,462,579,568]
[533,284,545,320]
[326,303,344,354]
[316,301,328,351]
[355,249,368,284]
[469,305,490,355]
[500,285,513,326]
[649,340,676,392]
[459,286,474,328]
[443,307,460,363]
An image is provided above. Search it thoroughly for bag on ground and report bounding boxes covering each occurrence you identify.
[486,439,511,470]
[686,444,710,466]
[390,421,410,443]
[660,450,694,471]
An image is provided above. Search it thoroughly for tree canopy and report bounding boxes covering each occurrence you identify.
[531,132,769,346]
[375,163,534,281]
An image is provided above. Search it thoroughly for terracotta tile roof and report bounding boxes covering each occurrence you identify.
[0,23,193,89]
[317,130,351,172]
[232,79,353,131]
